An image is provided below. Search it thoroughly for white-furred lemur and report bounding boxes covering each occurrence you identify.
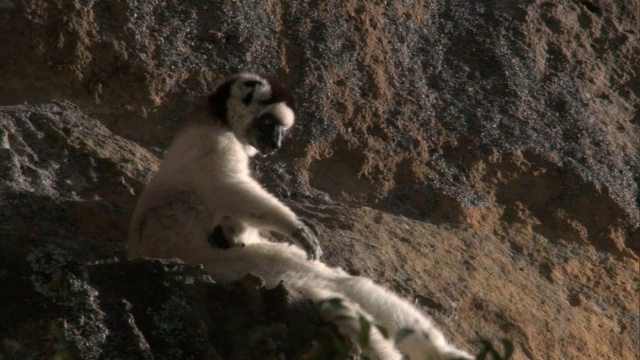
[128,73,473,360]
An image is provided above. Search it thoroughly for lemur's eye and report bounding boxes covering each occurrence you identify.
[242,80,262,88]
[255,114,280,130]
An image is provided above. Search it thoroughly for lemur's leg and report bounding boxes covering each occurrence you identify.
[326,276,474,360]
[185,242,472,360]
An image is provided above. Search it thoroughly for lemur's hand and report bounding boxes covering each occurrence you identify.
[291,218,322,260]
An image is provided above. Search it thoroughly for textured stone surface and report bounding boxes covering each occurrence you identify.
[4,248,328,359]
[0,0,638,359]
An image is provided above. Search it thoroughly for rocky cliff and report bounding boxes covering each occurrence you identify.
[0,0,638,359]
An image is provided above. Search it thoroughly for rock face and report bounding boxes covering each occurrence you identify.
[0,0,638,359]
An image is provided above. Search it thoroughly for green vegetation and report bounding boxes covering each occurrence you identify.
[473,338,514,360]
[306,298,515,360]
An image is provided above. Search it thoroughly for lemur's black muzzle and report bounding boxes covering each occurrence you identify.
[250,113,284,155]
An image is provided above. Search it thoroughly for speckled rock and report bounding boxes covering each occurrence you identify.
[4,246,330,359]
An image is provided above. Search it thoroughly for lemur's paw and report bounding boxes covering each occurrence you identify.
[292,218,322,260]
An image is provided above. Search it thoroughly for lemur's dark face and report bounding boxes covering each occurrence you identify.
[208,73,296,157]
[246,104,293,156]
[248,113,284,155]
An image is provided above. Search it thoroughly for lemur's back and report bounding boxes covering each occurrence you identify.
[128,124,250,259]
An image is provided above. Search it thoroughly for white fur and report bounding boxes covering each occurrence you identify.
[128,73,473,360]
[128,125,302,257]
[268,102,295,128]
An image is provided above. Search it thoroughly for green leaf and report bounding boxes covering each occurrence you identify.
[394,327,415,344]
[317,297,346,313]
[329,329,348,356]
[358,315,372,347]
[375,324,389,339]
[501,338,514,359]
[326,297,345,308]
[334,314,355,322]
[474,338,514,360]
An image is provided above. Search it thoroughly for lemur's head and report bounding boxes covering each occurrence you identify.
[208,73,296,157]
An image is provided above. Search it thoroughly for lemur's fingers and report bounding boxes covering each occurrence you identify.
[291,222,323,260]
[299,217,319,236]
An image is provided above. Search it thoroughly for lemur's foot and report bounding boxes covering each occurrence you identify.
[208,225,245,249]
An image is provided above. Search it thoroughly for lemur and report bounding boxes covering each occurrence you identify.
[128,73,473,360]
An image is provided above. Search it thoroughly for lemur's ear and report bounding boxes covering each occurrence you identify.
[208,78,235,125]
